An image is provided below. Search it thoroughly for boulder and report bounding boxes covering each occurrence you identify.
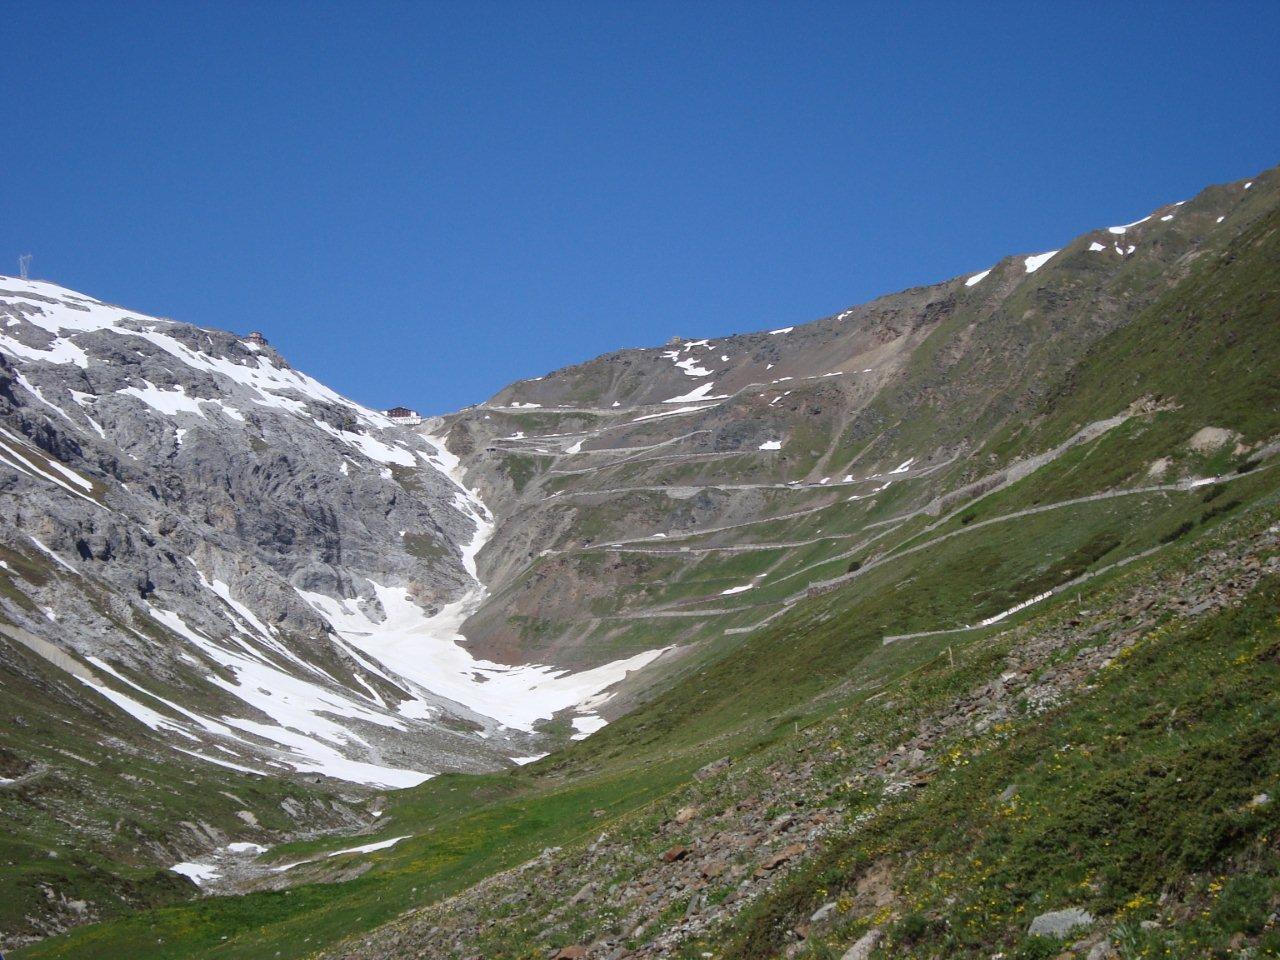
[810,901,837,923]
[694,757,731,781]
[755,842,805,875]
[1029,907,1095,938]
[660,845,689,863]
[840,927,882,960]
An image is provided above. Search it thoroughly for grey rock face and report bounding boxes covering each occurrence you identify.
[0,277,617,787]
[840,927,882,960]
[1028,907,1095,937]
[426,170,1280,694]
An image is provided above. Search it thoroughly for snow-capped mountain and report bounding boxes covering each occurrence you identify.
[3,165,1278,955]
[0,277,664,789]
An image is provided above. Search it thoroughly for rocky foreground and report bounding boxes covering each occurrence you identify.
[326,510,1280,959]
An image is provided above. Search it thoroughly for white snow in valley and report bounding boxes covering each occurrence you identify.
[76,671,199,742]
[511,753,549,765]
[721,584,753,595]
[326,835,408,857]
[170,861,221,885]
[300,581,669,734]
[271,835,411,873]
[417,432,494,580]
[309,432,670,744]
[146,605,433,788]
[174,747,266,775]
[758,440,782,450]
[570,715,608,740]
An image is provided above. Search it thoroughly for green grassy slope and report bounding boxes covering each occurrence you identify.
[728,548,1280,960]
[13,183,1280,959]
[0,620,349,949]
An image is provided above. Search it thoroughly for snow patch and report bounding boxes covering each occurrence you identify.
[171,862,221,885]
[271,835,411,873]
[889,457,916,474]
[570,715,608,740]
[1024,250,1058,273]
[1107,215,1151,235]
[301,582,670,734]
[662,382,725,404]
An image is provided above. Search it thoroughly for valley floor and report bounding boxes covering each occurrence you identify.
[7,168,1280,960]
[324,508,1280,960]
[19,502,1280,960]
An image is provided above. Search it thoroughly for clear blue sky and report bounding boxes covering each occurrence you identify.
[4,2,1278,414]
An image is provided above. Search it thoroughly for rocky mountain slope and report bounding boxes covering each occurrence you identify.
[0,275,669,781]
[0,278,665,945]
[436,166,1278,698]
[328,515,1280,960]
[5,163,1280,958]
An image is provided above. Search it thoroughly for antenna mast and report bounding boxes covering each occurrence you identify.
[18,254,32,280]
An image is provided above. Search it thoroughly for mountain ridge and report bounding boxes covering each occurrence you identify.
[432,165,1275,683]
[2,161,1278,955]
